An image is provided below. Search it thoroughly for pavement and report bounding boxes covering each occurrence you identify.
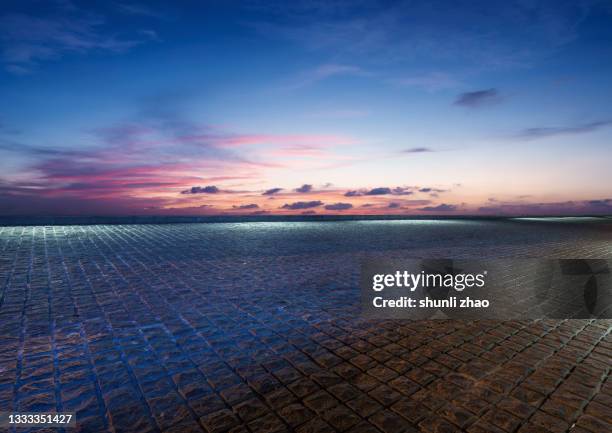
[0,224,610,433]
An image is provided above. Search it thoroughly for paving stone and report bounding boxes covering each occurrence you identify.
[439,403,476,429]
[322,404,362,431]
[264,386,297,409]
[108,406,156,433]
[200,409,241,433]
[303,390,339,414]
[346,420,384,433]
[369,409,417,433]
[277,403,314,428]
[233,397,270,422]
[247,413,288,433]
[295,417,335,433]
[584,400,612,425]
[0,224,610,433]
[391,399,431,424]
[418,414,462,433]
[287,377,320,398]
[575,414,612,433]
[347,393,383,418]
[482,408,522,432]
[528,410,570,433]
[388,376,420,396]
[328,382,360,402]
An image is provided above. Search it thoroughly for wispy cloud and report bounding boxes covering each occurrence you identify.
[324,202,352,211]
[262,187,283,195]
[288,63,367,89]
[344,186,414,196]
[232,203,259,210]
[0,6,155,73]
[418,187,446,193]
[281,200,323,210]
[478,199,612,215]
[454,88,501,108]
[394,72,461,91]
[401,147,433,154]
[249,1,596,70]
[516,120,612,140]
[116,3,167,19]
[419,203,457,212]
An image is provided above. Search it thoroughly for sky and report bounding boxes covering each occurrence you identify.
[0,0,611,216]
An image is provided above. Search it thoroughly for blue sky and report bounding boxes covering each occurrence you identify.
[1,0,611,215]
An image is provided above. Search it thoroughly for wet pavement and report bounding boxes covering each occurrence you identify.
[0,221,610,433]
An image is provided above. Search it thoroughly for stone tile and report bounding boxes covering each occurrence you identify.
[368,384,402,406]
[528,410,570,433]
[200,409,241,433]
[328,382,361,402]
[288,377,320,399]
[296,417,335,433]
[277,403,314,428]
[347,393,383,418]
[247,413,288,433]
[303,390,339,414]
[369,409,417,433]
[575,414,612,433]
[322,404,362,431]
[482,408,522,432]
[391,399,431,424]
[418,414,462,433]
[1,225,610,433]
[233,397,270,422]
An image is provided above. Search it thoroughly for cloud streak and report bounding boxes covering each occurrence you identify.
[281,200,323,210]
[262,187,283,195]
[402,147,433,153]
[454,88,500,108]
[419,203,457,212]
[516,120,612,140]
[324,202,352,211]
[0,6,155,73]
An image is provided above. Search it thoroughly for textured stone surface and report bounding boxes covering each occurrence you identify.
[0,222,610,432]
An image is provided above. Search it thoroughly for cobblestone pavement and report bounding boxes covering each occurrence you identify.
[0,221,611,433]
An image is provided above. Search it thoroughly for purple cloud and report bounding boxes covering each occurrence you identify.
[392,187,413,195]
[233,203,259,209]
[281,200,323,210]
[365,187,392,195]
[419,203,457,212]
[345,190,362,197]
[324,202,353,211]
[418,187,446,193]
[263,187,283,195]
[181,185,220,194]
[295,184,313,193]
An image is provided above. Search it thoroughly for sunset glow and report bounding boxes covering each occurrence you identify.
[1,1,611,216]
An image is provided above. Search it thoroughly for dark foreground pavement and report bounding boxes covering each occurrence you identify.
[0,223,610,433]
